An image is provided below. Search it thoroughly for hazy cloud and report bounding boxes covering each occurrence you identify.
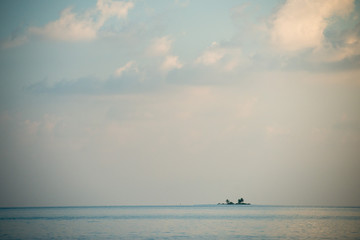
[146,35,183,73]
[174,0,190,8]
[1,33,28,49]
[147,36,173,56]
[161,55,183,72]
[6,0,134,45]
[195,42,225,65]
[97,0,134,20]
[114,61,138,77]
[195,42,245,71]
[28,73,158,95]
[29,7,98,42]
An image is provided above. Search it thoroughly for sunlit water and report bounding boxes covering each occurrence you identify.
[1,205,360,239]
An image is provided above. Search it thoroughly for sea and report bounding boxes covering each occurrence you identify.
[1,205,360,239]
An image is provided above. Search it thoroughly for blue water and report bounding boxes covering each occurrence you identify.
[1,205,360,239]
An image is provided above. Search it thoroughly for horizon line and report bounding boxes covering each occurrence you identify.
[1,204,360,209]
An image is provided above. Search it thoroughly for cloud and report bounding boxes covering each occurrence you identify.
[174,0,190,8]
[1,34,28,49]
[29,8,98,41]
[195,42,225,65]
[114,61,138,77]
[97,0,134,19]
[28,72,157,95]
[195,42,244,71]
[161,55,183,72]
[24,119,41,136]
[312,25,360,62]
[147,36,173,56]
[146,35,183,73]
[22,114,63,139]
[0,24,29,49]
[270,0,355,52]
[13,0,134,44]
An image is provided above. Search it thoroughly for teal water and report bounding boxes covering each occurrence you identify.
[1,205,360,239]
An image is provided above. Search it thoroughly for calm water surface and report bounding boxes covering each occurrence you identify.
[1,205,359,239]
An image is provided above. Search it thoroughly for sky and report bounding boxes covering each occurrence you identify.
[0,0,360,207]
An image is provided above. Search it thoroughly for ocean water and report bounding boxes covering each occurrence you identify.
[0,205,360,239]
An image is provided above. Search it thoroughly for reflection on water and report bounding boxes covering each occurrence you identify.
[1,205,360,239]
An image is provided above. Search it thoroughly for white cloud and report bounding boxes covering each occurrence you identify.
[271,0,355,52]
[28,0,134,42]
[97,0,134,19]
[114,61,137,77]
[146,35,183,73]
[195,42,244,71]
[195,42,225,65]
[29,8,98,41]
[161,55,183,72]
[147,36,173,56]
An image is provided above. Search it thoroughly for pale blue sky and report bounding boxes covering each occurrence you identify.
[1,0,360,207]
